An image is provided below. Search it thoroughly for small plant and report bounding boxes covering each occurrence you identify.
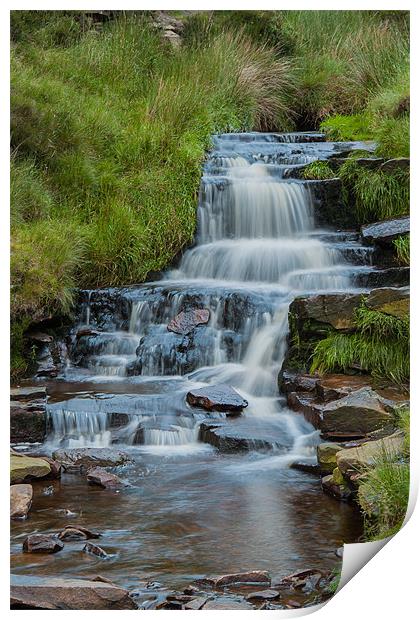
[301,161,335,180]
[393,235,410,266]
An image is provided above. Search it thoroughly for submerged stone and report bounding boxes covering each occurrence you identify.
[23,534,64,554]
[87,466,125,489]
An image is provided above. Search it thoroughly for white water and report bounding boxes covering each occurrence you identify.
[51,133,358,453]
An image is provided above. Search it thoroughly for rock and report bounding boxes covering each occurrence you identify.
[199,421,286,452]
[365,286,409,318]
[52,448,132,470]
[184,596,209,610]
[336,432,405,481]
[23,534,64,554]
[83,542,110,559]
[215,571,271,587]
[202,599,254,610]
[275,569,325,592]
[26,331,53,343]
[356,266,409,289]
[335,547,344,558]
[168,308,210,335]
[10,400,47,444]
[246,589,280,601]
[321,473,352,501]
[10,386,47,401]
[290,460,320,475]
[10,484,33,519]
[10,574,136,610]
[187,384,248,412]
[87,467,125,489]
[11,454,51,483]
[316,443,343,474]
[362,216,410,246]
[318,388,396,435]
[290,292,362,332]
[91,575,117,585]
[279,369,319,394]
[58,525,101,540]
[379,158,410,173]
[76,327,100,338]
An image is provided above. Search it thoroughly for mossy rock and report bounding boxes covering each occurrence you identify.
[317,442,342,474]
[11,454,51,484]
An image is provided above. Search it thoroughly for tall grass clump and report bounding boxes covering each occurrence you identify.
[393,235,410,266]
[358,408,410,540]
[339,158,409,223]
[301,161,335,180]
[311,302,409,384]
[11,12,296,377]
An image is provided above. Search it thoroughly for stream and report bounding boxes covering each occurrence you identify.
[11,132,371,593]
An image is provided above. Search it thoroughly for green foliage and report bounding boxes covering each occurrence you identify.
[358,438,410,540]
[310,303,409,384]
[393,235,410,266]
[301,161,335,180]
[320,114,373,142]
[10,317,33,382]
[339,158,409,223]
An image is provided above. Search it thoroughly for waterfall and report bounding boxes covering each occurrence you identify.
[50,132,358,449]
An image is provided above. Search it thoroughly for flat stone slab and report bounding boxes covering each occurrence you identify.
[87,467,125,489]
[168,308,210,335]
[199,420,287,452]
[10,386,47,401]
[52,448,132,470]
[336,431,405,480]
[187,384,248,412]
[11,454,51,484]
[10,575,136,610]
[362,216,409,246]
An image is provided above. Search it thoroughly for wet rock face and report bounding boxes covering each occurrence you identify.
[187,384,248,412]
[10,484,33,520]
[58,525,101,541]
[336,431,405,480]
[51,447,132,471]
[199,421,287,452]
[83,542,110,559]
[356,266,409,289]
[10,575,136,610]
[167,308,210,335]
[365,286,409,318]
[23,534,64,554]
[362,215,410,246]
[305,179,354,229]
[290,292,363,333]
[10,387,47,444]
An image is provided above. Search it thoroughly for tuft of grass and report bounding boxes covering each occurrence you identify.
[393,235,410,266]
[358,416,410,542]
[301,161,335,180]
[320,113,373,142]
[310,302,409,384]
[339,158,409,223]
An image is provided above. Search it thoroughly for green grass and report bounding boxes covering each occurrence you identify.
[310,303,409,384]
[394,235,410,266]
[320,114,373,142]
[339,158,409,223]
[301,161,335,180]
[358,407,410,540]
[11,14,296,369]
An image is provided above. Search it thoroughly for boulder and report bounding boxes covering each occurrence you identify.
[167,308,210,335]
[199,421,287,452]
[10,484,33,519]
[184,596,209,610]
[202,599,254,610]
[23,534,64,554]
[52,448,132,470]
[379,158,410,173]
[274,568,326,591]
[187,384,248,412]
[279,369,319,395]
[316,443,343,474]
[58,525,101,540]
[365,286,409,318]
[10,574,136,610]
[83,542,110,559]
[246,589,280,601]
[215,571,271,587]
[87,467,125,489]
[10,397,47,444]
[321,473,352,501]
[336,432,405,481]
[317,388,396,435]
[290,292,362,332]
[11,454,51,483]
[362,216,410,246]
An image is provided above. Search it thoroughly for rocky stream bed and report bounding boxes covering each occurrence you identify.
[10,132,409,610]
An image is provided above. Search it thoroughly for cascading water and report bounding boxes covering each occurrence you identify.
[13,133,371,591]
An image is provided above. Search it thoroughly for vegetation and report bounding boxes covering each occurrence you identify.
[358,408,410,540]
[339,158,409,223]
[10,10,410,378]
[301,161,335,180]
[311,302,409,384]
[394,235,410,266]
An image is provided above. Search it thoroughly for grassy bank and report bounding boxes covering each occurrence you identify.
[10,10,410,379]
